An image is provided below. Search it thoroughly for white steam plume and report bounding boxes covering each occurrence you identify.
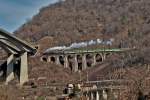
[45,38,114,53]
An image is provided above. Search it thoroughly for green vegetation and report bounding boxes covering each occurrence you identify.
[37,96,45,100]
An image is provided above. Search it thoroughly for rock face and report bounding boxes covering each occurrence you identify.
[15,0,150,48]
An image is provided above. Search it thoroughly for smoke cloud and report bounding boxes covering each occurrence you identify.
[45,38,114,53]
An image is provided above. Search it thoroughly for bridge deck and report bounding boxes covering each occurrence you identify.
[83,86,126,92]
[0,28,36,54]
[44,48,133,55]
[85,79,130,84]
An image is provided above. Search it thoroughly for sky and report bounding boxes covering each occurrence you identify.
[0,0,58,32]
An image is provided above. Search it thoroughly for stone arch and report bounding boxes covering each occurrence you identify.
[77,55,82,71]
[41,56,48,62]
[105,53,111,58]
[67,55,74,71]
[95,53,103,62]
[68,55,73,61]
[50,56,56,63]
[86,54,93,67]
[59,56,64,65]
[69,62,73,71]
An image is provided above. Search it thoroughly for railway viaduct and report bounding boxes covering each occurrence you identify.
[0,28,36,85]
[41,48,130,72]
[82,79,129,100]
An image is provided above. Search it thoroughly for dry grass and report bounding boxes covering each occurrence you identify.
[0,85,20,100]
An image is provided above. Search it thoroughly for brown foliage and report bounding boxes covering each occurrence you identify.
[0,86,19,100]
[15,0,150,49]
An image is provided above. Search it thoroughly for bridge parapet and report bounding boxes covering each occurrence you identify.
[44,48,132,55]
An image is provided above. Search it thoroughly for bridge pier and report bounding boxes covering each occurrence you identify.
[102,53,106,61]
[113,90,119,99]
[90,92,94,100]
[5,54,15,84]
[85,92,90,100]
[73,55,78,72]
[88,90,109,100]
[82,54,87,70]
[103,89,108,100]
[20,52,28,85]
[96,91,100,100]
[47,56,51,62]
[93,54,97,66]
[55,55,60,65]
[64,55,69,68]
[5,52,29,85]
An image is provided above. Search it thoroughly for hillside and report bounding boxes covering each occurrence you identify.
[12,0,150,99]
[15,0,150,49]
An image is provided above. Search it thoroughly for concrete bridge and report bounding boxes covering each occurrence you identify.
[0,28,36,85]
[82,79,129,100]
[41,48,131,72]
[83,86,125,100]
